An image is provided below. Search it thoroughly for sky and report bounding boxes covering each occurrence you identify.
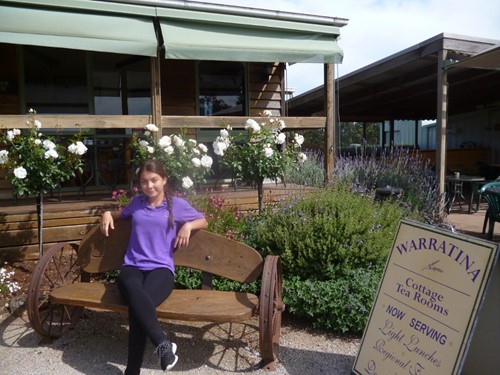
[202,0,500,95]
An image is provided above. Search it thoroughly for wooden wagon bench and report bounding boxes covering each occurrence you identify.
[26,220,284,370]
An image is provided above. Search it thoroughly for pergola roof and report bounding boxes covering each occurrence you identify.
[288,33,500,121]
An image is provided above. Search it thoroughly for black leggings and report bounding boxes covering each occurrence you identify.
[118,266,175,371]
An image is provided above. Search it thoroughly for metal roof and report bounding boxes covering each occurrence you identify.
[288,33,500,121]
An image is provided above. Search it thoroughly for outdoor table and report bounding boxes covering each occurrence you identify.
[446,174,486,214]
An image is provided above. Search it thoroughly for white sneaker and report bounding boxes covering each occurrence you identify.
[166,343,178,370]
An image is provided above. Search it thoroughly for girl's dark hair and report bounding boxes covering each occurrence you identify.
[137,160,174,228]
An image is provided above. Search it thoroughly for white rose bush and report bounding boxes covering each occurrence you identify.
[212,110,307,212]
[0,108,88,255]
[0,109,88,197]
[132,124,213,192]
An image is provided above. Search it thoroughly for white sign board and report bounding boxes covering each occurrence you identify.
[352,219,499,375]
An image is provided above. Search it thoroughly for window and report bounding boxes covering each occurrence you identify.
[92,54,151,115]
[24,46,87,113]
[198,61,246,116]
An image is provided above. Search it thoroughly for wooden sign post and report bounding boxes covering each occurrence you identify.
[352,219,499,375]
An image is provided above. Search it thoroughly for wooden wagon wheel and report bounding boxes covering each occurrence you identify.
[27,242,90,338]
[259,255,285,370]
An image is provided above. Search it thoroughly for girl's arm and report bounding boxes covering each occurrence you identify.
[100,208,123,237]
[174,217,208,249]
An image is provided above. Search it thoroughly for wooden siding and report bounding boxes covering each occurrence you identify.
[0,197,115,261]
[248,63,283,116]
[418,147,490,174]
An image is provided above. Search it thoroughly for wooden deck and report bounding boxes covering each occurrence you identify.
[0,183,313,261]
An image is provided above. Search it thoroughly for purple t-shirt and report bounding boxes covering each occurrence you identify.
[120,195,205,273]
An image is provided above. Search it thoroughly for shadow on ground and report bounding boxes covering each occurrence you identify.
[0,309,358,374]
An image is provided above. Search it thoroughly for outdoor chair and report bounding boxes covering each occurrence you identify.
[476,176,500,212]
[479,181,500,240]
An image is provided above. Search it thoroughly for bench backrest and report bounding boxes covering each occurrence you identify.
[77,219,264,283]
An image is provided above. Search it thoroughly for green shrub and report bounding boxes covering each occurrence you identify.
[284,267,381,333]
[174,267,202,289]
[175,264,260,293]
[246,185,417,280]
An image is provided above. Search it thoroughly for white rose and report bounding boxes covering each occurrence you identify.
[263,146,274,158]
[76,141,88,155]
[34,120,42,129]
[6,130,15,142]
[188,139,197,146]
[147,146,154,154]
[68,141,88,155]
[278,120,286,130]
[13,166,27,179]
[298,152,307,163]
[182,176,193,189]
[294,134,304,146]
[0,150,8,164]
[139,140,149,148]
[262,110,272,117]
[220,129,229,138]
[42,139,56,150]
[158,135,172,147]
[191,157,201,167]
[173,135,185,147]
[163,146,174,155]
[145,123,159,132]
[198,143,208,153]
[276,133,286,145]
[34,139,42,145]
[244,119,261,133]
[44,149,59,159]
[213,140,228,156]
[201,155,213,168]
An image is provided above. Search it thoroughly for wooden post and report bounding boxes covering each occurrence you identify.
[436,49,448,218]
[324,63,335,185]
[151,56,162,129]
[36,192,43,256]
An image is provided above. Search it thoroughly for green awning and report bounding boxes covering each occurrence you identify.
[0,3,158,56]
[158,8,343,63]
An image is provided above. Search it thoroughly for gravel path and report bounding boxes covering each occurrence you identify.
[0,309,360,374]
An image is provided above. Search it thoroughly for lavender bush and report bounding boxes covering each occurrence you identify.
[332,147,444,224]
[284,150,325,187]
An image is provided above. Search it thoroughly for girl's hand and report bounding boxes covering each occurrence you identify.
[174,222,192,248]
[100,211,115,237]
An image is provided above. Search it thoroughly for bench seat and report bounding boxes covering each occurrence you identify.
[51,282,259,322]
[27,221,283,370]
